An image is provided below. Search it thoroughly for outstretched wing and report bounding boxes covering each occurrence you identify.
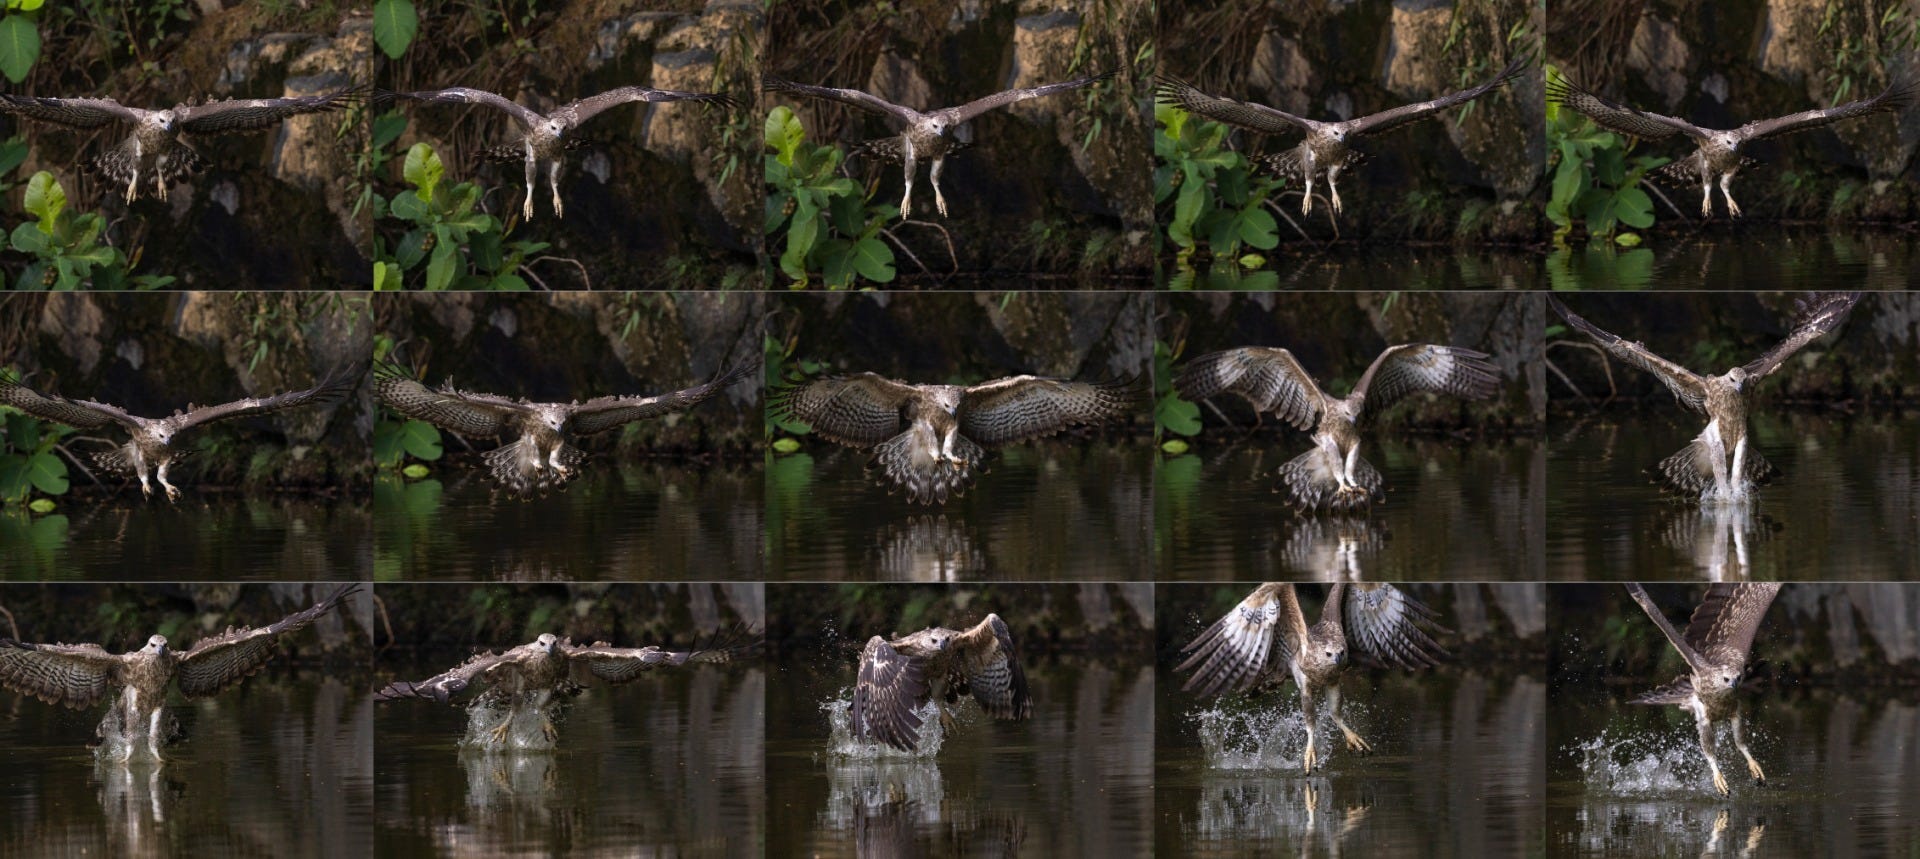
[390,87,544,129]
[373,360,530,438]
[561,85,735,127]
[851,635,932,752]
[1549,297,1710,413]
[168,363,362,433]
[1683,583,1782,667]
[1153,76,1315,136]
[1739,292,1862,381]
[1350,343,1500,416]
[1175,582,1307,697]
[1348,55,1527,137]
[958,375,1137,445]
[568,362,755,435]
[374,649,520,705]
[948,73,1113,123]
[0,640,125,709]
[1625,583,1710,675]
[174,86,366,134]
[1340,583,1446,669]
[1175,347,1329,431]
[0,95,143,129]
[564,624,761,686]
[1742,80,1915,141]
[174,584,359,698]
[763,78,917,124]
[1546,75,1703,141]
[947,614,1030,721]
[769,373,918,448]
[0,369,138,431]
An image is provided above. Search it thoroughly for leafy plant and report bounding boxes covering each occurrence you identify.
[763,332,820,438]
[0,0,43,83]
[376,143,547,290]
[1152,340,1200,446]
[763,107,897,289]
[1154,103,1282,280]
[369,336,443,472]
[7,172,173,290]
[0,399,73,506]
[1545,66,1667,244]
[373,0,418,59]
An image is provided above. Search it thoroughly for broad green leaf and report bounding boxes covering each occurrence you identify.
[0,15,39,84]
[487,274,530,291]
[1155,392,1202,436]
[779,198,819,280]
[399,419,442,460]
[372,260,396,290]
[372,0,419,60]
[23,170,63,228]
[389,188,428,222]
[401,142,443,201]
[25,450,65,494]
[371,112,408,149]
[765,106,804,164]
[9,220,45,253]
[425,239,457,291]
[401,464,430,479]
[847,237,895,283]
[27,497,53,513]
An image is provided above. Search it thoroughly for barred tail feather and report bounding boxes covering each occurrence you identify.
[482,438,587,497]
[90,444,139,477]
[1276,447,1382,512]
[870,431,981,505]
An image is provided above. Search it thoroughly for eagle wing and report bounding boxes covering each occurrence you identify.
[0,640,125,709]
[947,73,1113,123]
[1742,81,1915,141]
[957,375,1137,445]
[1546,75,1704,141]
[1153,76,1315,136]
[373,360,531,438]
[1625,583,1711,675]
[1347,55,1526,137]
[564,624,759,685]
[1549,297,1710,413]
[166,363,361,433]
[374,649,521,705]
[0,369,140,431]
[561,85,735,126]
[567,362,754,435]
[174,584,359,699]
[0,94,144,129]
[1175,582,1306,697]
[851,635,933,752]
[1739,292,1862,381]
[1350,343,1500,417]
[1683,583,1782,668]
[947,614,1030,720]
[1340,583,1447,670]
[391,87,544,129]
[173,86,366,135]
[763,78,918,124]
[769,373,918,447]
[1174,347,1329,431]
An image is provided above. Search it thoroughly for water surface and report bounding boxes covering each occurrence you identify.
[1546,414,1919,580]
[0,676,372,858]
[0,497,368,581]
[1170,247,1544,291]
[1546,228,1917,290]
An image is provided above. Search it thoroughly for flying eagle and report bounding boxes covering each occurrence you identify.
[1174,344,1500,511]
[851,614,1030,753]
[1177,583,1446,774]
[763,73,1112,219]
[0,86,366,203]
[770,372,1139,505]
[0,364,361,502]
[375,627,759,746]
[1155,57,1525,217]
[0,584,359,761]
[386,85,735,220]
[1625,582,1781,796]
[373,359,754,497]
[1548,76,1914,217]
[1549,292,1861,502]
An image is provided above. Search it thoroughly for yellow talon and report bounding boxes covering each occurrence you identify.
[1341,726,1372,754]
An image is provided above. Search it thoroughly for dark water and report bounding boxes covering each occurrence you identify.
[1159,439,1543,581]
[767,658,1154,857]
[374,461,762,581]
[1156,669,1545,857]
[1547,228,1918,291]
[767,443,1152,580]
[0,676,373,859]
[1548,683,1920,857]
[1169,248,1543,291]
[0,497,369,582]
[375,655,764,858]
[1546,414,1920,580]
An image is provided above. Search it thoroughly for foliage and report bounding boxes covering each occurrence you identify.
[1545,66,1666,245]
[375,143,548,291]
[0,0,42,84]
[763,107,897,289]
[763,332,819,438]
[1154,103,1282,279]
[7,172,174,290]
[1817,2,1920,106]
[369,335,443,471]
[373,0,418,59]
[0,393,74,506]
[1152,340,1200,441]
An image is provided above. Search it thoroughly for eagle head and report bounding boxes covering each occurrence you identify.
[535,633,559,652]
[544,118,566,138]
[1326,645,1345,666]
[144,635,169,656]
[539,409,567,432]
[925,116,949,136]
[1726,366,1749,391]
[147,110,177,132]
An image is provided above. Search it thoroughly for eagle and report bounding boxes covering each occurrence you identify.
[851,614,1030,753]
[1549,292,1861,502]
[0,86,366,203]
[1174,344,1500,511]
[1624,582,1781,796]
[1155,56,1526,217]
[375,627,760,747]
[385,85,736,220]
[769,372,1139,505]
[0,584,359,761]
[0,364,361,502]
[763,73,1112,219]
[372,359,754,497]
[1548,75,1914,218]
[1177,582,1446,774]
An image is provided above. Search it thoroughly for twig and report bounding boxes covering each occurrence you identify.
[893,219,960,275]
[0,604,16,640]
[526,255,593,290]
[877,226,934,278]
[1263,197,1318,247]
[1644,183,1691,225]
[373,594,395,655]
[1545,340,1615,401]
[516,264,552,291]
[53,442,103,487]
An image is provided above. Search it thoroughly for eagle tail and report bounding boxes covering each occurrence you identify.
[90,444,140,477]
[154,141,205,190]
[1648,156,1704,189]
[483,438,587,498]
[1630,676,1695,706]
[477,142,528,166]
[1276,446,1382,512]
[1654,430,1773,498]
[849,137,907,165]
[870,431,981,505]
[1256,149,1307,183]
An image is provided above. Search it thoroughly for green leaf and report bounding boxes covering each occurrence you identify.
[1237,206,1278,250]
[1614,231,1642,247]
[25,450,65,494]
[401,142,443,202]
[1160,439,1190,455]
[371,112,408,150]
[0,15,40,84]
[398,419,442,461]
[372,0,419,60]
[23,170,64,228]
[401,463,430,479]
[27,497,53,514]
[487,274,530,291]
[772,438,801,454]
[372,260,397,291]
[9,220,46,253]
[765,106,805,164]
[1614,186,1654,229]
[425,239,457,291]
[1155,392,1202,436]
[0,453,27,501]
[779,197,819,279]
[388,189,428,223]
[847,237,895,283]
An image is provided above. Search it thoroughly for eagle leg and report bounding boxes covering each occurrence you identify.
[930,157,948,217]
[548,160,565,220]
[1299,685,1319,774]
[1732,709,1765,785]
[1326,163,1344,216]
[522,155,538,221]
[1719,171,1741,219]
[1694,706,1729,796]
[1326,686,1371,754]
[147,707,167,761]
[899,135,916,219]
[156,460,181,504]
[1700,174,1714,219]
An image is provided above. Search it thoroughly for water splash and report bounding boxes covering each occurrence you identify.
[1571,724,1745,796]
[460,748,558,810]
[820,690,945,760]
[90,707,167,763]
[1193,703,1337,772]
[459,699,561,752]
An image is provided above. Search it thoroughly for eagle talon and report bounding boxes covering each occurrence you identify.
[1340,726,1372,754]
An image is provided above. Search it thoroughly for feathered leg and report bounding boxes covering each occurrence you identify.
[156,459,180,504]
[1326,685,1371,754]
[1700,172,1714,218]
[1731,707,1765,785]
[548,160,564,220]
[899,136,917,219]
[1300,684,1320,774]
[1300,151,1318,216]
[522,151,537,221]
[930,157,948,217]
[1694,703,1729,796]
[1729,436,1749,498]
[147,708,166,761]
[1326,163,1344,216]
[1720,170,1741,218]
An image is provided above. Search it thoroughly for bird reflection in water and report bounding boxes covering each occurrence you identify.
[93,758,180,859]
[1281,517,1388,581]
[1661,505,1776,582]
[459,749,559,813]
[874,514,983,581]
[1703,810,1766,859]
[1190,775,1372,856]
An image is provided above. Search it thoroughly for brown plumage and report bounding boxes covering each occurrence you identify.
[1625,583,1782,796]
[851,614,1030,752]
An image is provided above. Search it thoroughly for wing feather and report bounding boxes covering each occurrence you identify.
[168,362,362,432]
[948,73,1112,122]
[1625,583,1710,675]
[373,360,527,438]
[1153,76,1315,135]
[948,614,1029,720]
[0,640,123,709]
[1340,583,1447,669]
[568,362,755,435]
[0,370,136,430]
[852,636,931,752]
[769,373,916,447]
[374,649,521,705]
[1546,75,1702,140]
[0,95,143,129]
[1549,297,1710,413]
[1742,80,1915,140]
[1739,292,1862,381]
[564,624,761,685]
[174,584,358,698]
[763,78,917,123]
[391,87,544,128]
[1347,55,1527,137]
[1684,583,1782,668]
[1176,583,1305,697]
[957,375,1137,445]
[1350,344,1500,416]
[562,85,734,126]
[1174,347,1328,431]
[174,86,366,134]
